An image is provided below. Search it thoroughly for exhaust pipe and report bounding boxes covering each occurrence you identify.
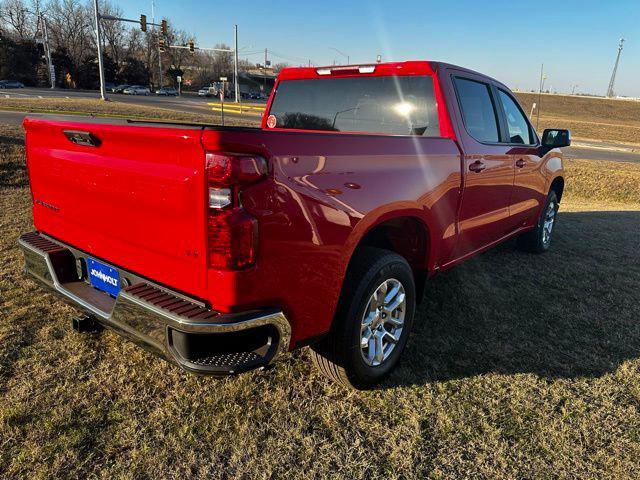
[72,314,103,333]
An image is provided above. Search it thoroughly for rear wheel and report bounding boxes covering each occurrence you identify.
[517,190,559,253]
[310,247,416,389]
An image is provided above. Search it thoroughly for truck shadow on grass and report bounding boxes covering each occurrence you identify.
[391,209,640,387]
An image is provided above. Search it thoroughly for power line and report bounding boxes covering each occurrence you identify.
[269,50,315,65]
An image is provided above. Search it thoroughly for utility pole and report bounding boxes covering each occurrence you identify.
[606,38,625,98]
[37,13,55,89]
[536,64,544,130]
[264,48,268,95]
[92,0,107,100]
[234,25,239,103]
[42,16,54,88]
[152,1,163,88]
[34,3,55,89]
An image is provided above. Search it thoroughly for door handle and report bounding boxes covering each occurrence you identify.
[63,130,101,147]
[469,160,486,173]
[515,158,526,168]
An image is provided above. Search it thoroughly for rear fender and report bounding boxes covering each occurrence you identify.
[344,204,435,273]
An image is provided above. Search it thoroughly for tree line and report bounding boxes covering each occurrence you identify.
[0,0,283,89]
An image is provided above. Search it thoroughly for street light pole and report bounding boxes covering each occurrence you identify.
[234,25,239,103]
[152,1,163,88]
[264,48,268,94]
[92,0,107,100]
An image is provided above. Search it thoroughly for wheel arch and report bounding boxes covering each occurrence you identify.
[550,175,565,202]
[343,209,434,303]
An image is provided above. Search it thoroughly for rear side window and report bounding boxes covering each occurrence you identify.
[268,76,440,136]
[453,77,499,143]
[497,89,533,144]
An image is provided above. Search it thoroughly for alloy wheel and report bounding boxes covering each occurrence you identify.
[359,278,406,366]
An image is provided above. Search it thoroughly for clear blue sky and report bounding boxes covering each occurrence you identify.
[122,0,639,96]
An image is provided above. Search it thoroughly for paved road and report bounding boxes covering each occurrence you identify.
[0,110,29,125]
[2,88,640,164]
[1,87,264,119]
[565,145,640,163]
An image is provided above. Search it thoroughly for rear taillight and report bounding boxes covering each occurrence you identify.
[205,153,267,270]
[208,209,258,270]
[206,153,267,187]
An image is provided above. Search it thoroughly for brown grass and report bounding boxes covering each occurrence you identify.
[2,121,640,478]
[515,92,640,144]
[565,159,640,205]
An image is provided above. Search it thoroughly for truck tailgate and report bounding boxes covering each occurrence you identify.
[23,116,208,299]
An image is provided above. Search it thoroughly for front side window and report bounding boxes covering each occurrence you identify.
[453,77,500,143]
[268,75,440,136]
[498,89,533,144]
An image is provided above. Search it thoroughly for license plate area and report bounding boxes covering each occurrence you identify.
[87,257,121,297]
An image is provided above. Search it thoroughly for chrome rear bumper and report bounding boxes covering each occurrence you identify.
[18,231,291,375]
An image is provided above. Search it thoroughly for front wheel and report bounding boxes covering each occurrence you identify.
[310,247,416,389]
[517,190,559,253]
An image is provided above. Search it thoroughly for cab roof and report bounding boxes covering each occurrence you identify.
[277,61,436,81]
[276,60,506,89]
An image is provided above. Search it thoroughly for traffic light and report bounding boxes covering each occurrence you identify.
[159,39,166,53]
[140,14,147,32]
[188,40,195,53]
[161,20,167,36]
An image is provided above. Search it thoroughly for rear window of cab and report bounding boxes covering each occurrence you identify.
[267,75,440,136]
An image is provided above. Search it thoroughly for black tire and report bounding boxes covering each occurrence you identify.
[310,247,416,389]
[517,190,559,253]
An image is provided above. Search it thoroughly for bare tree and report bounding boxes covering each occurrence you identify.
[0,0,201,88]
[0,0,37,39]
[99,0,126,66]
[273,62,289,73]
[164,28,191,71]
[46,0,92,70]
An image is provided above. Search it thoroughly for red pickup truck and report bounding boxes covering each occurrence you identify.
[20,61,570,388]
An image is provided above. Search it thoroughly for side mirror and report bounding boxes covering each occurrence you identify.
[541,129,571,149]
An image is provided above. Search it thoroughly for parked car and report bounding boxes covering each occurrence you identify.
[123,85,150,95]
[198,87,212,97]
[104,82,116,92]
[0,80,25,88]
[155,87,178,96]
[113,84,130,94]
[19,60,570,388]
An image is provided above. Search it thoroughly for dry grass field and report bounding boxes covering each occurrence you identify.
[1,98,640,478]
[515,92,640,145]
